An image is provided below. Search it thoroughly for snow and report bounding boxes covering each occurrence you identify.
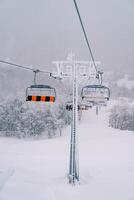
[0,105,134,200]
[0,168,14,190]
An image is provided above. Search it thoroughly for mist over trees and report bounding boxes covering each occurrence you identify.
[0,0,134,138]
[0,0,134,75]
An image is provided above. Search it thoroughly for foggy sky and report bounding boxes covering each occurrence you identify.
[0,0,134,75]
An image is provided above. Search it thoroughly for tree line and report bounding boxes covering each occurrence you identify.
[0,99,71,138]
[109,101,134,131]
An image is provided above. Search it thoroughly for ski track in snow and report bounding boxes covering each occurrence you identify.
[0,168,14,191]
[0,103,134,200]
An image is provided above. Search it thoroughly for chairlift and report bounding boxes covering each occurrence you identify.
[26,84,56,102]
[26,69,56,102]
[65,101,80,111]
[65,101,90,111]
[81,84,110,106]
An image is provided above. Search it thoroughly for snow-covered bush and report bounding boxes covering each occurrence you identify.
[55,103,71,136]
[109,103,134,131]
[0,99,27,137]
[0,99,70,138]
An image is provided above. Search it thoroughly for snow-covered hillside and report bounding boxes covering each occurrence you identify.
[0,106,134,200]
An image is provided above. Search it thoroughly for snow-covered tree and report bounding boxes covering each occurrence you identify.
[109,102,134,131]
[0,99,70,138]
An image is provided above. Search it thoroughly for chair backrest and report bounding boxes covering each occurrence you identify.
[26,85,56,102]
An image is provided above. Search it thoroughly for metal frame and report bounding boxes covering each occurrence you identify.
[81,85,110,100]
[26,84,56,101]
[52,57,101,185]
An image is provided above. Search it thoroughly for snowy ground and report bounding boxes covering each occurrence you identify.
[0,105,134,200]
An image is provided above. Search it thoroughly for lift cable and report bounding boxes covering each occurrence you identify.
[73,0,98,75]
[0,60,52,75]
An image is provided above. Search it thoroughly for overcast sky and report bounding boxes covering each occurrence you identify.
[0,0,134,75]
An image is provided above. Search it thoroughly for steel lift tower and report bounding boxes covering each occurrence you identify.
[53,53,99,184]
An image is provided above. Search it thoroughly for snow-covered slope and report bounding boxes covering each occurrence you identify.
[0,105,134,200]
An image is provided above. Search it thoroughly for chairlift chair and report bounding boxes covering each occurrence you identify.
[81,84,110,106]
[65,101,81,111]
[26,84,56,102]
